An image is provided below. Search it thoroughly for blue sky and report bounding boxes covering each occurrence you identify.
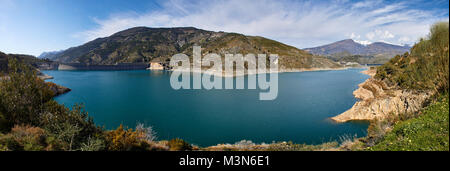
[0,0,448,56]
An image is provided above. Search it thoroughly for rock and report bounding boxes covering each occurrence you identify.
[360,68,377,77]
[46,82,71,97]
[38,74,54,80]
[331,77,432,122]
[353,82,374,100]
[36,69,54,80]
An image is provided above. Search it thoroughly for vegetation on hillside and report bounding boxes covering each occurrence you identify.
[326,53,394,65]
[0,51,54,73]
[50,27,341,69]
[1,55,343,151]
[346,21,450,151]
[375,22,449,92]
[0,59,168,151]
[369,94,448,151]
[0,59,101,150]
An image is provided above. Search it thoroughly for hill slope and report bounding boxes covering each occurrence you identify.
[1,51,56,73]
[332,22,449,151]
[369,93,448,151]
[52,27,341,69]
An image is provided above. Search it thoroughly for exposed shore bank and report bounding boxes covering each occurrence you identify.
[171,66,353,78]
[331,68,431,123]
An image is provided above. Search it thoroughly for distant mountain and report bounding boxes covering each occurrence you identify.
[304,39,411,64]
[51,27,341,69]
[38,50,64,59]
[304,39,410,56]
[365,42,411,55]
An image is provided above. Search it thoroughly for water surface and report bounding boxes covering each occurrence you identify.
[44,69,369,146]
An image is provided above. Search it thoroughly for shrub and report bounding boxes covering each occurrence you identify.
[0,134,21,151]
[0,125,48,151]
[135,123,157,142]
[40,101,104,150]
[80,137,105,151]
[105,124,152,151]
[168,138,192,151]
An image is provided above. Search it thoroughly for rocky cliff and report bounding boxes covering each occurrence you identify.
[331,69,431,122]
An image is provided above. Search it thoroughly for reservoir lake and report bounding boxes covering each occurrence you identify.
[43,68,370,146]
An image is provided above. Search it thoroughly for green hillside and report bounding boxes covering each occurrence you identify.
[369,93,448,151]
[0,51,54,73]
[52,27,341,69]
[375,22,449,92]
[362,22,449,151]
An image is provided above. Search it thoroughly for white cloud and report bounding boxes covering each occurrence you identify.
[75,0,446,48]
[365,29,395,40]
[352,0,382,9]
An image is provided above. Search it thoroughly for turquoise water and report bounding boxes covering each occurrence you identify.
[43,69,370,146]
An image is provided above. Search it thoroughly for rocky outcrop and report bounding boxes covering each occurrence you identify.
[36,69,54,80]
[331,72,431,122]
[46,82,71,97]
[360,68,376,77]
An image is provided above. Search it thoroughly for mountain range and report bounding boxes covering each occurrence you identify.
[45,27,341,69]
[304,39,411,64]
[38,50,64,59]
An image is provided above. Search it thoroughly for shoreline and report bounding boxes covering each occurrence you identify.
[330,67,431,123]
[44,65,369,78]
[330,67,376,123]
[169,66,357,78]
